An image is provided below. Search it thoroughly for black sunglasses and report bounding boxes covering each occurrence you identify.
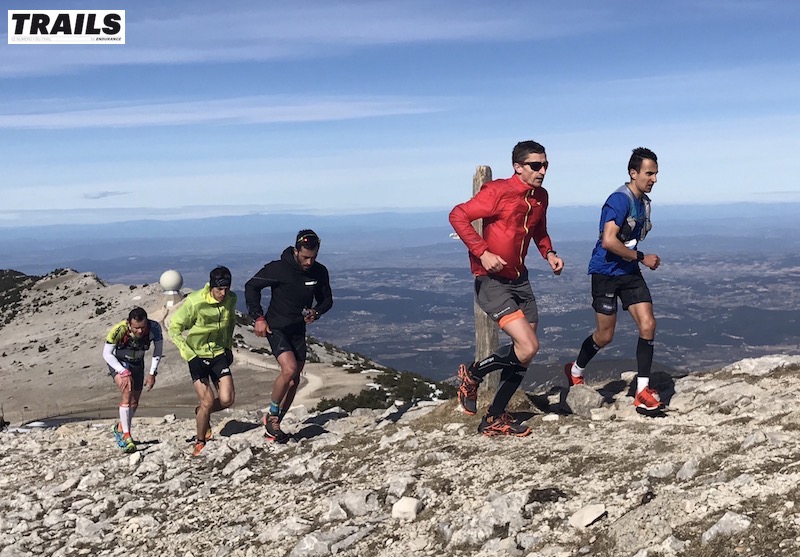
[518,161,549,172]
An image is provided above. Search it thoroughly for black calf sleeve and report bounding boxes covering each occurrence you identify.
[636,337,654,378]
[488,365,526,417]
[470,344,522,380]
[576,335,601,368]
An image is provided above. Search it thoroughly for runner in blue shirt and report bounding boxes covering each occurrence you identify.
[564,147,664,412]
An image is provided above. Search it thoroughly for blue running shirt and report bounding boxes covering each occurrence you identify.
[587,190,647,276]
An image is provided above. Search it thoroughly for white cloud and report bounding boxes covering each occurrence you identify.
[83,190,129,200]
[0,95,445,129]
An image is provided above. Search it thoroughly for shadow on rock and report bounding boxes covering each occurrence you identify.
[136,439,161,447]
[598,379,629,404]
[219,420,260,437]
[377,401,415,424]
[526,388,572,415]
[304,408,348,426]
[292,424,329,441]
[509,410,537,423]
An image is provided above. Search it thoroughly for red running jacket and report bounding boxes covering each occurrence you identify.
[449,173,554,280]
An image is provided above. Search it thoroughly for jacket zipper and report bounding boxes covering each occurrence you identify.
[517,192,533,278]
[205,304,224,357]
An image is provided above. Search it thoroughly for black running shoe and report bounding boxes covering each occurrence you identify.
[263,414,290,443]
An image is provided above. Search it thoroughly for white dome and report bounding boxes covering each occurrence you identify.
[159,269,184,292]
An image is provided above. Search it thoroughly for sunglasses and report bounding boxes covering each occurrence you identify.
[518,161,549,172]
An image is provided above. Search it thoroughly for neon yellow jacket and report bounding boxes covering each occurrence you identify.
[168,284,237,361]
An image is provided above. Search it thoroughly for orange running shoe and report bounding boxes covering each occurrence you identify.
[192,440,206,457]
[564,362,585,387]
[633,387,664,411]
[457,364,479,415]
[478,413,531,437]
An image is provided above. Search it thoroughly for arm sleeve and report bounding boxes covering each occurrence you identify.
[149,323,163,373]
[103,343,126,373]
[313,267,333,316]
[168,301,197,361]
[245,265,278,319]
[448,185,502,258]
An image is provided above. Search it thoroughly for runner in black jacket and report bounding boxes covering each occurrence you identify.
[245,229,333,442]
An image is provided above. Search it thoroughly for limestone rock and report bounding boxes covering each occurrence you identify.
[701,511,752,544]
[392,496,422,520]
[564,385,605,418]
[568,504,606,529]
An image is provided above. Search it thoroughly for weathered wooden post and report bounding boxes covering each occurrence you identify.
[472,166,500,397]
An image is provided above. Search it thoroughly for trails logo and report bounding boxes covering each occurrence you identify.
[8,10,125,44]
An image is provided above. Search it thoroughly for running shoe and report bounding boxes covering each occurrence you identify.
[121,434,137,453]
[564,362,585,387]
[112,423,126,448]
[633,387,664,411]
[195,406,213,441]
[478,413,531,437]
[457,364,479,416]
[263,414,290,443]
[192,440,206,457]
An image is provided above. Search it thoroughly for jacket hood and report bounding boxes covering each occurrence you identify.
[281,246,302,271]
[200,283,218,304]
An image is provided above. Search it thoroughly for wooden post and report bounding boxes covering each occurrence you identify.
[472,166,500,397]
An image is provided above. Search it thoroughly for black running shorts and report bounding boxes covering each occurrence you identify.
[591,273,652,315]
[188,351,234,383]
[267,328,307,362]
[474,273,539,324]
[108,360,145,391]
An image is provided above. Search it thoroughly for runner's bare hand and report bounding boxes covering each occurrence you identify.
[547,253,564,275]
[643,254,661,271]
[114,372,131,393]
[254,318,271,337]
[479,251,507,273]
[144,374,156,391]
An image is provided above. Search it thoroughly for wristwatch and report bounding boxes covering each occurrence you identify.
[636,251,645,262]
[546,249,557,257]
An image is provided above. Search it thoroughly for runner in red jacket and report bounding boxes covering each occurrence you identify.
[449,140,564,437]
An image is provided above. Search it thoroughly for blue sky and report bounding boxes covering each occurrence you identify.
[2,0,800,226]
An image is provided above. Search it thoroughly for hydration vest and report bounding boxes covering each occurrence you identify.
[600,184,651,245]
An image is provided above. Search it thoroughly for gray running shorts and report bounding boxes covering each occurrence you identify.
[474,274,539,325]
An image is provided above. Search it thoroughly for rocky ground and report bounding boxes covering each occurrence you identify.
[2,354,800,556]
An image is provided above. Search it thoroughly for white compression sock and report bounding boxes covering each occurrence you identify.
[119,406,131,434]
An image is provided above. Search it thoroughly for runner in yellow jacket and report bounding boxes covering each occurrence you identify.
[168,266,237,456]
